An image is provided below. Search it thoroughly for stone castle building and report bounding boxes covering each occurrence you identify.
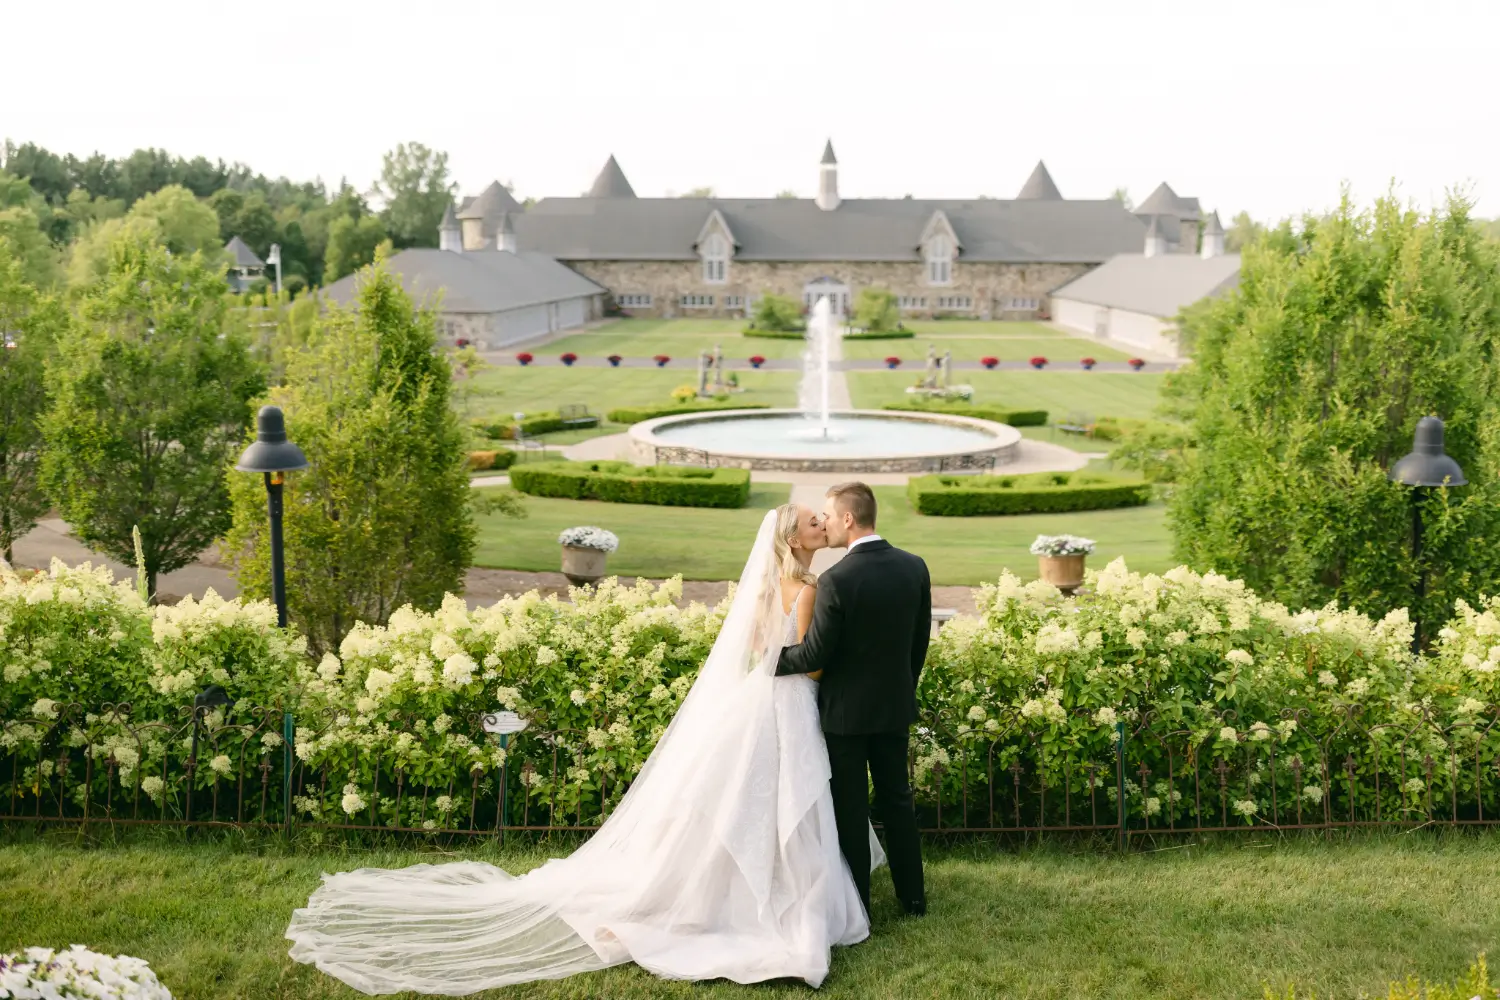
[442,142,1213,324]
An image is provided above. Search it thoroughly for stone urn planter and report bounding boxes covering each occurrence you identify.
[1030,534,1095,595]
[558,526,619,586]
[1037,554,1087,594]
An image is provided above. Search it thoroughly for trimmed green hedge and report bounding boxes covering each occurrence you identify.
[907,470,1152,516]
[845,329,915,340]
[881,402,1049,427]
[605,402,771,424]
[741,328,806,339]
[741,328,915,340]
[473,411,599,440]
[509,460,752,508]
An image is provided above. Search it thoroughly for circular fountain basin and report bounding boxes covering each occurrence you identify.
[629,408,1022,473]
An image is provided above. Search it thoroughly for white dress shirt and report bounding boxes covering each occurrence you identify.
[845,533,883,552]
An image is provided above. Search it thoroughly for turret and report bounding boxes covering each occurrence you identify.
[438,203,461,252]
[816,140,840,212]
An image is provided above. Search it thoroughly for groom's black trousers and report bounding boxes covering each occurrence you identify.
[825,730,925,917]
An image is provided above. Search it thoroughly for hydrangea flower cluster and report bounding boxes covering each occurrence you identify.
[1029,534,1096,557]
[557,526,620,553]
[0,944,173,998]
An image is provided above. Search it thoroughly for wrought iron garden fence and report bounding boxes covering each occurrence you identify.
[5,700,1500,844]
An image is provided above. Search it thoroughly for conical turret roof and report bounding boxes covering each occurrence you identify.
[439,203,458,229]
[587,155,637,198]
[456,181,521,220]
[1016,160,1062,200]
[821,140,837,165]
[1202,209,1224,235]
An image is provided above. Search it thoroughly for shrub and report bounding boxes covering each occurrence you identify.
[981,356,999,369]
[467,449,517,472]
[749,293,804,332]
[670,385,698,403]
[907,470,1152,516]
[882,402,1049,427]
[473,410,599,439]
[844,329,914,340]
[509,460,751,508]
[1029,355,1048,368]
[742,328,804,340]
[852,287,900,333]
[605,402,770,424]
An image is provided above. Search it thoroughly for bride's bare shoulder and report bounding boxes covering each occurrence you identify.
[794,581,818,616]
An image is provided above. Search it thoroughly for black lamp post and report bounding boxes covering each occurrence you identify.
[1389,416,1466,656]
[235,406,309,629]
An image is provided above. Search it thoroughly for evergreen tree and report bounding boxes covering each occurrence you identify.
[0,238,66,563]
[40,235,264,598]
[224,258,476,654]
[1168,191,1500,632]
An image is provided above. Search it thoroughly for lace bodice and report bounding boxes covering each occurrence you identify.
[783,585,807,646]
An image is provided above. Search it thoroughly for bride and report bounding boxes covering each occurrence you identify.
[286,503,883,994]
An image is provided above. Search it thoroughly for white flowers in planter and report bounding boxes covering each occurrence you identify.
[558,526,619,553]
[0,945,173,998]
[1029,534,1096,557]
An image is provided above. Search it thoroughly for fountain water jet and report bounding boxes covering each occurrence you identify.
[797,298,837,440]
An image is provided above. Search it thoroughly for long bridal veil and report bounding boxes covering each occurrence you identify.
[287,510,874,995]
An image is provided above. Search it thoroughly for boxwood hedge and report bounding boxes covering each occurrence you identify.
[740,328,914,340]
[473,411,599,439]
[881,402,1049,427]
[907,470,1152,516]
[509,460,752,508]
[467,449,518,472]
[605,402,771,424]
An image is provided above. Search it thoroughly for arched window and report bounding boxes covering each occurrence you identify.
[702,233,729,284]
[926,234,952,285]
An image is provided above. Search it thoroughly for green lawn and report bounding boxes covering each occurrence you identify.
[474,485,793,579]
[546,318,808,361]
[899,320,1069,338]
[5,834,1499,999]
[462,366,800,425]
[872,489,1172,584]
[475,486,1169,585]
[849,370,1167,421]
[842,336,1129,363]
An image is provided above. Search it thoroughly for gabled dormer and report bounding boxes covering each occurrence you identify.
[919,210,960,286]
[695,209,736,284]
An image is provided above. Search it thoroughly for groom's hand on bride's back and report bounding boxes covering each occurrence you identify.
[776,576,842,677]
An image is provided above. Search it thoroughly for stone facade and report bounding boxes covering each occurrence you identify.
[568,259,1091,321]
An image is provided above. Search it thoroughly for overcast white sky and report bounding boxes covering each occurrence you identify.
[5,0,1495,222]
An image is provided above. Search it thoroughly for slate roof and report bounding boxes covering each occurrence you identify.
[1015,161,1062,200]
[439,204,458,230]
[587,156,637,198]
[224,236,263,268]
[1203,209,1224,235]
[512,196,1147,263]
[821,140,838,165]
[319,250,605,314]
[1051,252,1241,318]
[456,181,521,220]
[1135,182,1201,221]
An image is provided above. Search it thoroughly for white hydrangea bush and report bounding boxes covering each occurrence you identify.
[296,576,722,829]
[0,560,309,816]
[915,558,1490,825]
[0,944,173,999]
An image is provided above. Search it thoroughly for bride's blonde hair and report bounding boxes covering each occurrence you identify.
[773,503,818,586]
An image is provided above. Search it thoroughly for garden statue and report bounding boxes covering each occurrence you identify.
[712,343,725,392]
[942,350,952,388]
[696,350,711,396]
[919,344,940,390]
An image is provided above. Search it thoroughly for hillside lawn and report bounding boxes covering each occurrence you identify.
[4,833,1498,999]
[475,487,1170,585]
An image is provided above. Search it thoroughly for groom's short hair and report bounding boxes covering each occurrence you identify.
[827,482,877,528]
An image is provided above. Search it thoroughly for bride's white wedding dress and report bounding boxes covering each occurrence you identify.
[285,511,882,994]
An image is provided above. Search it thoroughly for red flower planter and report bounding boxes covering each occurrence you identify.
[607,354,622,367]
[1029,356,1048,370]
[884,356,902,369]
[516,352,534,366]
[1080,357,1096,370]
[560,352,578,366]
[653,354,671,367]
[1128,358,1146,371]
[749,355,766,368]
[980,356,999,370]
[455,337,470,348]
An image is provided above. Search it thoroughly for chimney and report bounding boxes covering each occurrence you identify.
[1143,216,1168,258]
[816,139,840,211]
[1200,210,1225,259]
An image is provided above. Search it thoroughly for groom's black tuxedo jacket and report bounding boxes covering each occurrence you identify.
[776,538,932,735]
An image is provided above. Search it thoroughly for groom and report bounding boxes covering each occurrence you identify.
[776,482,929,919]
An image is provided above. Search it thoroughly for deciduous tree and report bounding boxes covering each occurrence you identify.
[225,259,477,654]
[40,235,264,598]
[1168,191,1500,631]
[372,142,456,249]
[852,287,900,333]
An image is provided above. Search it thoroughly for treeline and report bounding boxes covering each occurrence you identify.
[0,140,466,292]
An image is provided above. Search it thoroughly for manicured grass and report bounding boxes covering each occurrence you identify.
[473,485,792,580]
[842,336,1129,363]
[850,370,1167,421]
[547,318,807,361]
[473,484,1167,585]
[5,834,1499,999]
[464,366,799,425]
[899,319,1069,338]
[873,489,1171,584]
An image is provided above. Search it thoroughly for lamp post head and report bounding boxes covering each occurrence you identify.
[235,405,310,474]
[1390,416,1467,487]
